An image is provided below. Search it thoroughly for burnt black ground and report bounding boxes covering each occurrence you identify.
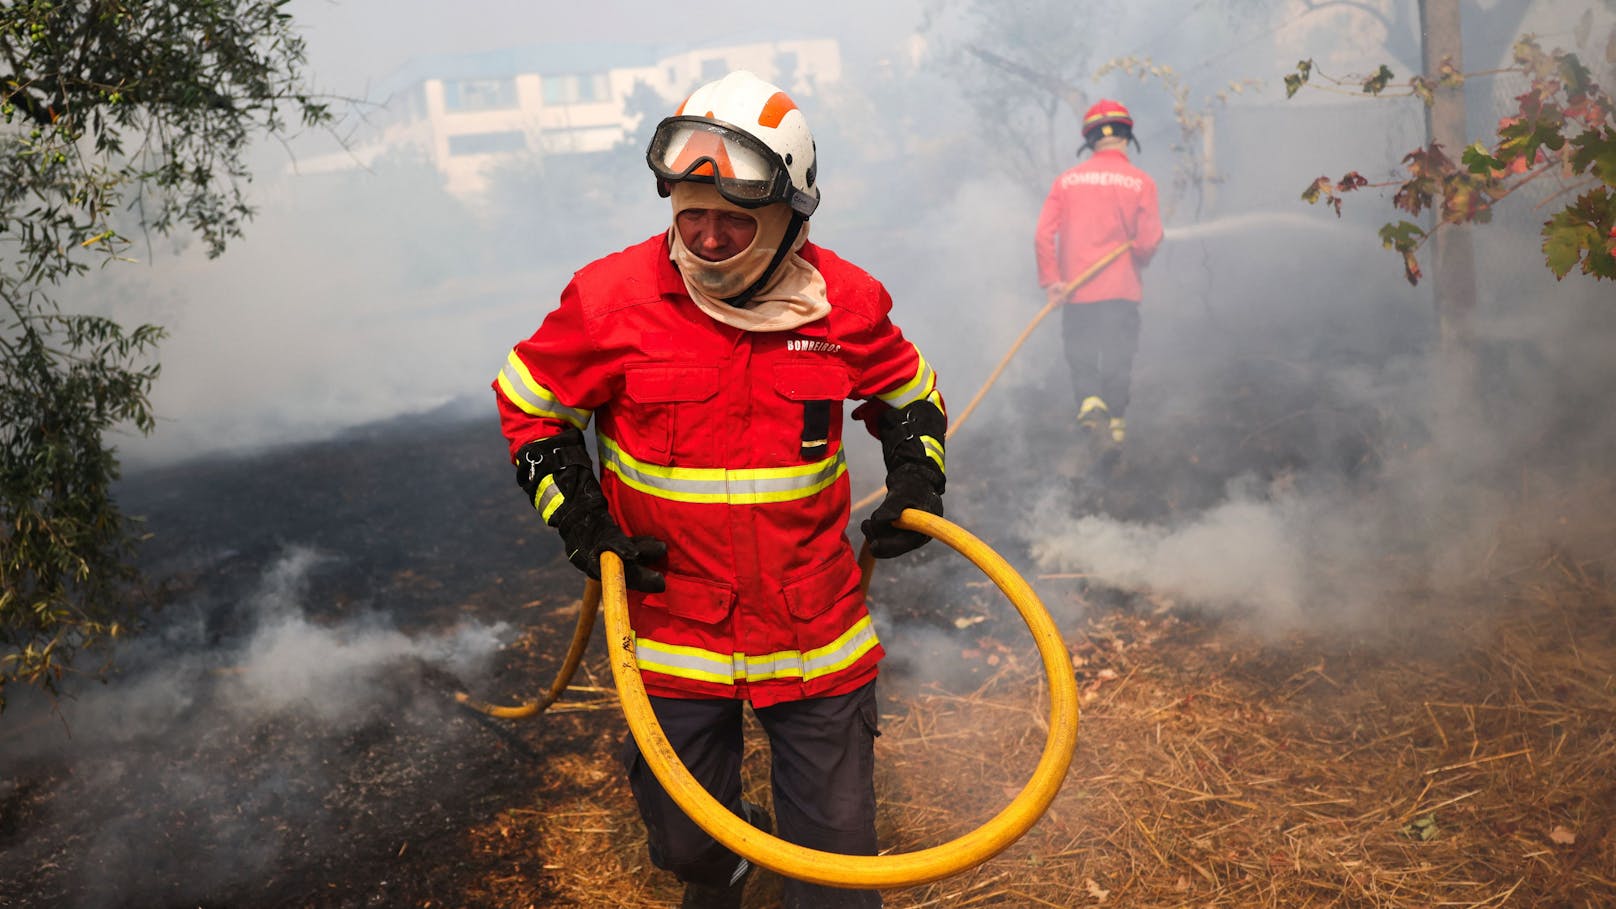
[0,344,1391,909]
[0,407,591,909]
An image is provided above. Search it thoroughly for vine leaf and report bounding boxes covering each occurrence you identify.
[1363,65,1395,95]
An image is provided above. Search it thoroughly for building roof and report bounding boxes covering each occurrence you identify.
[374,42,665,99]
[373,35,832,100]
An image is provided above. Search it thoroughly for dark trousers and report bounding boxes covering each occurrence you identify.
[622,680,883,908]
[1060,299,1141,418]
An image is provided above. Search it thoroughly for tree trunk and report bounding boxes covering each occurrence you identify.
[1419,0,1479,396]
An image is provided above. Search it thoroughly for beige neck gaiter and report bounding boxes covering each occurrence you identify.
[667,182,830,333]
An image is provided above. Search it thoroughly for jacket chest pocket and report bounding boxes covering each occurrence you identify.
[773,363,851,462]
[623,364,721,462]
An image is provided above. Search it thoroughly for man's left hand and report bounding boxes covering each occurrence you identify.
[861,467,943,559]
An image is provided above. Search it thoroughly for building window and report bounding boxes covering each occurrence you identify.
[442,78,518,112]
[541,73,610,105]
[540,125,623,154]
[447,130,527,156]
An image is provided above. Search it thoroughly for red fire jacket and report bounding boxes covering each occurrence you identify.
[494,234,943,707]
[1034,148,1163,303]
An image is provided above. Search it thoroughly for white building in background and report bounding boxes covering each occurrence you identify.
[313,37,841,196]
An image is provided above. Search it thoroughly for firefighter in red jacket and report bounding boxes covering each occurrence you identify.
[1035,99,1163,447]
[493,70,944,909]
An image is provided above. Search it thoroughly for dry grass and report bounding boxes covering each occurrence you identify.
[464,550,1616,908]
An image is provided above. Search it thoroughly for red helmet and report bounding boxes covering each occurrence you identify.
[1081,99,1134,148]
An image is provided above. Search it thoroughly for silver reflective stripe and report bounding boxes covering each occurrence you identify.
[495,351,591,429]
[635,615,880,685]
[921,435,945,474]
[876,349,937,409]
[799,616,879,680]
[599,436,846,505]
[636,640,736,685]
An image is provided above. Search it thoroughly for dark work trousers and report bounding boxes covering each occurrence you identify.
[1060,298,1141,418]
[621,679,883,908]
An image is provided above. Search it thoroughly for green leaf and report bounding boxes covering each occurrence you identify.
[1378,220,1426,253]
[1462,142,1507,175]
[1541,188,1616,279]
[1285,60,1313,99]
[1302,175,1329,205]
[1363,64,1395,95]
[1401,814,1440,840]
[1569,129,1616,187]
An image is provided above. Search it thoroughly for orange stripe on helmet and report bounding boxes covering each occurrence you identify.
[668,129,735,178]
[757,91,798,129]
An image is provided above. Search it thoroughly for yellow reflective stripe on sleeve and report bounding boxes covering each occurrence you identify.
[920,434,945,475]
[599,435,846,505]
[634,615,880,686]
[876,347,937,409]
[495,351,592,429]
[535,474,564,523]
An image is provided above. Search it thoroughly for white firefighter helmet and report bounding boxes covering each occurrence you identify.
[646,70,819,217]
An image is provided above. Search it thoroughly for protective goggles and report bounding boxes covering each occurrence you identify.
[646,116,817,216]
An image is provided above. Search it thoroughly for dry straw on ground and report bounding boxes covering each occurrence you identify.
[466,548,1615,908]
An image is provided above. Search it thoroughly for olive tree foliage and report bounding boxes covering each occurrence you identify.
[0,0,330,709]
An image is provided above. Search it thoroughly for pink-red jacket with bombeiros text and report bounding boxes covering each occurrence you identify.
[1035,148,1163,303]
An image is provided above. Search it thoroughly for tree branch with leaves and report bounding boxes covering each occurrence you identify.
[1292,36,1616,285]
[1,0,331,710]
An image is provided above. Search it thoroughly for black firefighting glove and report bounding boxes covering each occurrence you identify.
[515,429,666,593]
[860,399,947,559]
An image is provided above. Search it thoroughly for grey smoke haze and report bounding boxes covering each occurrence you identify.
[65,0,1606,620]
[0,547,510,906]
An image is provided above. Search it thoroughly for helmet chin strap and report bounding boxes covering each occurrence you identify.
[723,212,806,308]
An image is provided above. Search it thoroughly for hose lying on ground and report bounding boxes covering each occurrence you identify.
[602,508,1080,889]
[454,580,603,718]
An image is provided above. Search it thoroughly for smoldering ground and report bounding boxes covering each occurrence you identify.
[0,541,515,909]
[0,413,575,909]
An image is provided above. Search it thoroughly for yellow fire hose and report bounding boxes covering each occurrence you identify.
[454,579,604,718]
[602,509,1080,889]
[457,242,1127,719]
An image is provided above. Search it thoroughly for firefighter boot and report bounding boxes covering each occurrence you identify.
[1077,395,1110,435]
[680,802,772,909]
